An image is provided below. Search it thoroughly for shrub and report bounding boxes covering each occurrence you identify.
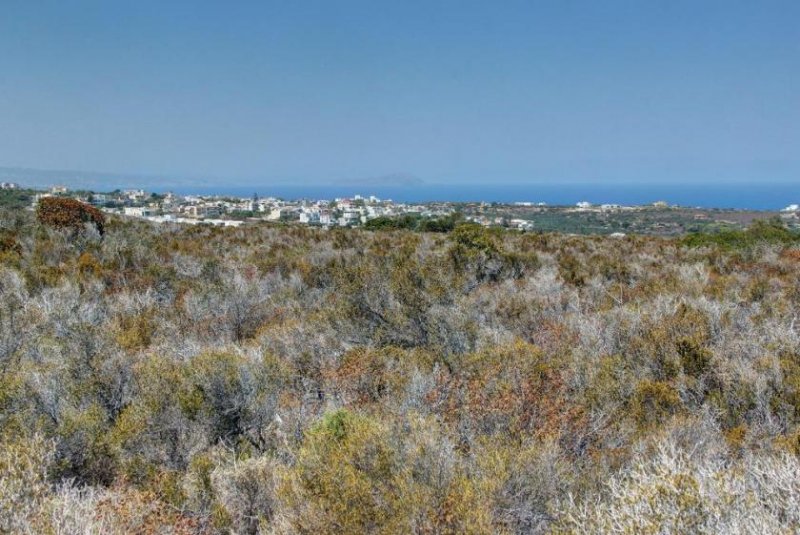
[556,441,800,534]
[630,380,682,429]
[36,196,105,236]
[677,337,713,379]
[277,409,414,533]
[557,252,587,287]
[0,435,53,533]
[449,224,535,282]
[0,230,21,256]
[210,455,280,534]
[681,217,798,250]
[364,214,419,230]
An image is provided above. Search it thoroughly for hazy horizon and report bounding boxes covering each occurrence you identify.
[1,164,797,210]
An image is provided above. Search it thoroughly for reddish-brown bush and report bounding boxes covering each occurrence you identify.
[35,196,105,236]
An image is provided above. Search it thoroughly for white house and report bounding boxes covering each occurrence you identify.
[123,189,147,201]
[90,194,109,205]
[299,209,321,224]
[266,208,285,221]
[123,206,154,217]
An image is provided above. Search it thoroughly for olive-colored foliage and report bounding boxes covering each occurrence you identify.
[677,336,712,379]
[278,410,494,534]
[0,229,21,256]
[364,213,462,232]
[0,188,34,210]
[630,380,683,429]
[450,223,539,283]
[682,217,799,250]
[557,252,587,287]
[285,410,410,533]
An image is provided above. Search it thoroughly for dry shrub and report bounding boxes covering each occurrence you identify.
[556,440,800,534]
[36,196,105,236]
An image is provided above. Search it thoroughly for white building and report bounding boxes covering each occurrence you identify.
[299,209,321,224]
[266,208,285,221]
[90,194,109,205]
[338,210,361,226]
[200,219,243,228]
[123,206,154,217]
[123,189,147,201]
[510,218,534,230]
[183,205,221,219]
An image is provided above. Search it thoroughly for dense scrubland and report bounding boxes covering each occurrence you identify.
[1,201,800,534]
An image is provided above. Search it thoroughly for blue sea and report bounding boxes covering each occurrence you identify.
[173,182,798,211]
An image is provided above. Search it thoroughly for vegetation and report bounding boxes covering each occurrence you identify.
[0,188,34,210]
[35,196,106,236]
[469,203,798,236]
[1,208,799,533]
[364,213,462,232]
[681,217,800,249]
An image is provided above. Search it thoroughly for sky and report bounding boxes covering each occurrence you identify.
[0,0,798,189]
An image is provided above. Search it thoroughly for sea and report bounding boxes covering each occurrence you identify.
[174,182,799,211]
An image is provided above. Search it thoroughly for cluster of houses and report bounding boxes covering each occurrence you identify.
[29,186,454,228]
[0,182,20,190]
[464,214,535,230]
[572,201,638,212]
[31,184,781,233]
[781,204,800,223]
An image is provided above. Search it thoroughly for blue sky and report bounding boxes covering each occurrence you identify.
[0,1,798,187]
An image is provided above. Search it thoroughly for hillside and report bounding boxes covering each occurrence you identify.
[1,207,799,533]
